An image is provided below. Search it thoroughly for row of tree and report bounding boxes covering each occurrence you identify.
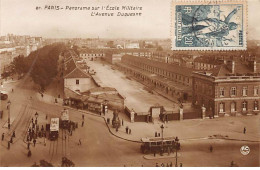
[12,43,65,91]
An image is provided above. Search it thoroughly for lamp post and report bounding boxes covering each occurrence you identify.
[175,136,179,167]
[160,124,164,140]
[7,100,11,129]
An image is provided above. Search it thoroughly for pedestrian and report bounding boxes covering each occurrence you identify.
[10,137,13,144]
[33,139,36,147]
[41,125,44,131]
[155,163,159,167]
[44,138,46,146]
[28,150,32,157]
[41,93,43,98]
[31,118,34,124]
[170,162,173,167]
[82,114,84,120]
[161,163,165,167]
[12,131,15,138]
[82,121,84,127]
[27,142,30,150]
[78,139,82,145]
[122,119,124,126]
[45,115,48,120]
[209,145,213,152]
[155,132,157,137]
[1,133,4,141]
[11,89,13,92]
[243,127,246,134]
[8,141,10,149]
[158,133,160,137]
[180,163,183,167]
[129,129,131,134]
[35,119,38,125]
[126,126,129,134]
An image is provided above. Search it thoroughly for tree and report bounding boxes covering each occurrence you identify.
[12,55,28,76]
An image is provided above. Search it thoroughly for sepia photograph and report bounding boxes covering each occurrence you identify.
[0,0,259,167]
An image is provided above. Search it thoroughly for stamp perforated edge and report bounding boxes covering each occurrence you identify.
[170,0,248,51]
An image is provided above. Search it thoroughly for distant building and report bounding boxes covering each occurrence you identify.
[79,49,104,60]
[192,58,260,117]
[124,43,140,49]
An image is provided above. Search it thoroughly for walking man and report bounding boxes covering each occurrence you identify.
[126,126,129,134]
[10,137,13,144]
[27,142,30,150]
[129,129,131,135]
[243,127,246,134]
[82,114,84,120]
[12,131,15,138]
[1,133,4,141]
[28,150,32,157]
[82,121,84,127]
[33,139,36,147]
[209,145,213,152]
[122,119,124,126]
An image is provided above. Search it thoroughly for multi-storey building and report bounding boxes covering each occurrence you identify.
[117,55,193,101]
[192,58,260,117]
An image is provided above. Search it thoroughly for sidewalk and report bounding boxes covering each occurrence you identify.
[103,110,260,143]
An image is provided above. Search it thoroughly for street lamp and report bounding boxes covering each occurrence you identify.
[160,124,164,140]
[7,100,11,129]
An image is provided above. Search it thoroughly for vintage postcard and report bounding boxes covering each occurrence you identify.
[171,0,248,50]
[0,0,259,168]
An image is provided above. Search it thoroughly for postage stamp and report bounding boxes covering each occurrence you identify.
[171,0,247,50]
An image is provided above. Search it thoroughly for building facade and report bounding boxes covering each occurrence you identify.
[192,59,260,117]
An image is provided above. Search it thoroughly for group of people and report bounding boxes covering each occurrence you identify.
[125,126,131,134]
[2,131,16,149]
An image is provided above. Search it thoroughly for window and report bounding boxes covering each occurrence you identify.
[220,87,225,97]
[242,101,247,111]
[231,87,236,96]
[254,86,259,96]
[76,79,79,85]
[242,87,248,96]
[219,102,225,113]
[254,100,259,110]
[231,102,236,112]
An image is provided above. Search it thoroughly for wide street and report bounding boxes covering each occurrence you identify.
[0,73,259,167]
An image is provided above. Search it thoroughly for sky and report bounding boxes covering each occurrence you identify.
[0,0,260,39]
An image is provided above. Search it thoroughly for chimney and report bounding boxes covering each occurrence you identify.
[232,61,235,74]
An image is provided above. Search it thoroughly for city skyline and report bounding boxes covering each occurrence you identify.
[1,0,260,40]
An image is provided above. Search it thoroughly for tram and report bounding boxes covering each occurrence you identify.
[140,136,180,154]
[60,109,69,129]
[49,118,59,140]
